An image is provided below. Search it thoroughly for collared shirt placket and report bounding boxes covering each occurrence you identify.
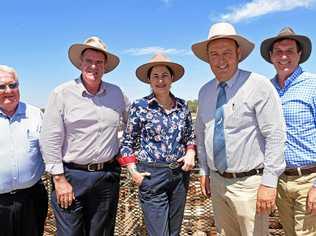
[94,94,104,163]
[164,111,173,160]
[8,116,18,191]
[163,106,178,162]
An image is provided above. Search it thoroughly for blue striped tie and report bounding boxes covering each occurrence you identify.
[213,82,228,173]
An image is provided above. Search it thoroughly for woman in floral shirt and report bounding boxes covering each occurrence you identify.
[118,53,196,236]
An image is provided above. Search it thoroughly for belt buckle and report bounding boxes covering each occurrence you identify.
[169,162,179,169]
[87,163,97,172]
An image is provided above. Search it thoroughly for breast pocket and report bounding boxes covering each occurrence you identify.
[226,101,253,129]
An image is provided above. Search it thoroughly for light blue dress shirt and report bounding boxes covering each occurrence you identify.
[271,66,316,168]
[0,102,45,194]
[271,67,316,187]
[196,69,286,187]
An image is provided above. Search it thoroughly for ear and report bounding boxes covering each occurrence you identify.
[237,47,242,61]
[269,51,273,61]
[78,61,83,69]
[298,50,302,59]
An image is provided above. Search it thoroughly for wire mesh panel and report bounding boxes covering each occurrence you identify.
[43,169,284,235]
[114,172,147,235]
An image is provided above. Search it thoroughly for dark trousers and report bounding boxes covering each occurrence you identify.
[137,164,190,236]
[0,180,48,236]
[51,161,121,236]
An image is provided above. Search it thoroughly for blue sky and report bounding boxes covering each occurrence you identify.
[1,0,316,107]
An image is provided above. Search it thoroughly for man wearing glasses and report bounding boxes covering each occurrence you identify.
[0,65,48,236]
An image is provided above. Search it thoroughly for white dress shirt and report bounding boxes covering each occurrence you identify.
[40,78,129,175]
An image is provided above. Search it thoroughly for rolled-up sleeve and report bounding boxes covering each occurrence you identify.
[255,82,286,188]
[121,92,131,129]
[195,108,210,176]
[39,90,65,175]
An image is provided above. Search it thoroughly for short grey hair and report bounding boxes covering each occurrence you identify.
[0,65,18,81]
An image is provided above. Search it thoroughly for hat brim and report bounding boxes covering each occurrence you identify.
[191,35,254,63]
[136,61,185,84]
[260,35,312,64]
[68,44,120,73]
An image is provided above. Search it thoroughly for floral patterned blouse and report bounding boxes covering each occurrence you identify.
[118,93,196,166]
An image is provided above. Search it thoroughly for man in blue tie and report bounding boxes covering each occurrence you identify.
[192,22,286,235]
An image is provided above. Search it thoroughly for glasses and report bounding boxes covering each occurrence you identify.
[0,81,19,92]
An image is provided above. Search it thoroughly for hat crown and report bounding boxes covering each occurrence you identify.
[208,22,237,39]
[149,52,171,63]
[278,27,296,37]
[83,36,108,52]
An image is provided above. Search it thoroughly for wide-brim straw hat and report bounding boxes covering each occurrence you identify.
[192,22,254,63]
[260,27,312,64]
[68,36,120,73]
[136,53,185,84]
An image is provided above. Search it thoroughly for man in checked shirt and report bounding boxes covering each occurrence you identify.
[261,27,316,235]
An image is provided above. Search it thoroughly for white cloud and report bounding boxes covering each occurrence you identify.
[219,0,315,23]
[123,47,192,56]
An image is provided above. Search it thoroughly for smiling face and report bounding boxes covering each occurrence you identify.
[0,70,20,116]
[270,39,301,81]
[80,49,106,85]
[207,38,241,82]
[149,65,173,97]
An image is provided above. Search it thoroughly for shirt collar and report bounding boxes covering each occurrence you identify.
[0,102,26,119]
[146,93,184,110]
[215,69,240,90]
[76,76,106,97]
[272,66,303,91]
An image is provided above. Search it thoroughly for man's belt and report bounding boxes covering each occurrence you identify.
[64,159,114,172]
[216,168,263,179]
[139,161,183,170]
[284,165,316,176]
[0,180,42,197]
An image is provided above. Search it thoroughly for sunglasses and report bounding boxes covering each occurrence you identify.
[0,81,19,92]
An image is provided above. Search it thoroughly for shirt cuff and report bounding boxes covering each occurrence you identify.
[186,144,197,151]
[261,172,278,188]
[45,162,64,175]
[117,155,137,166]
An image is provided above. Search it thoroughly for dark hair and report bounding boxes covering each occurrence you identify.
[80,48,108,61]
[269,38,302,53]
[147,65,174,80]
